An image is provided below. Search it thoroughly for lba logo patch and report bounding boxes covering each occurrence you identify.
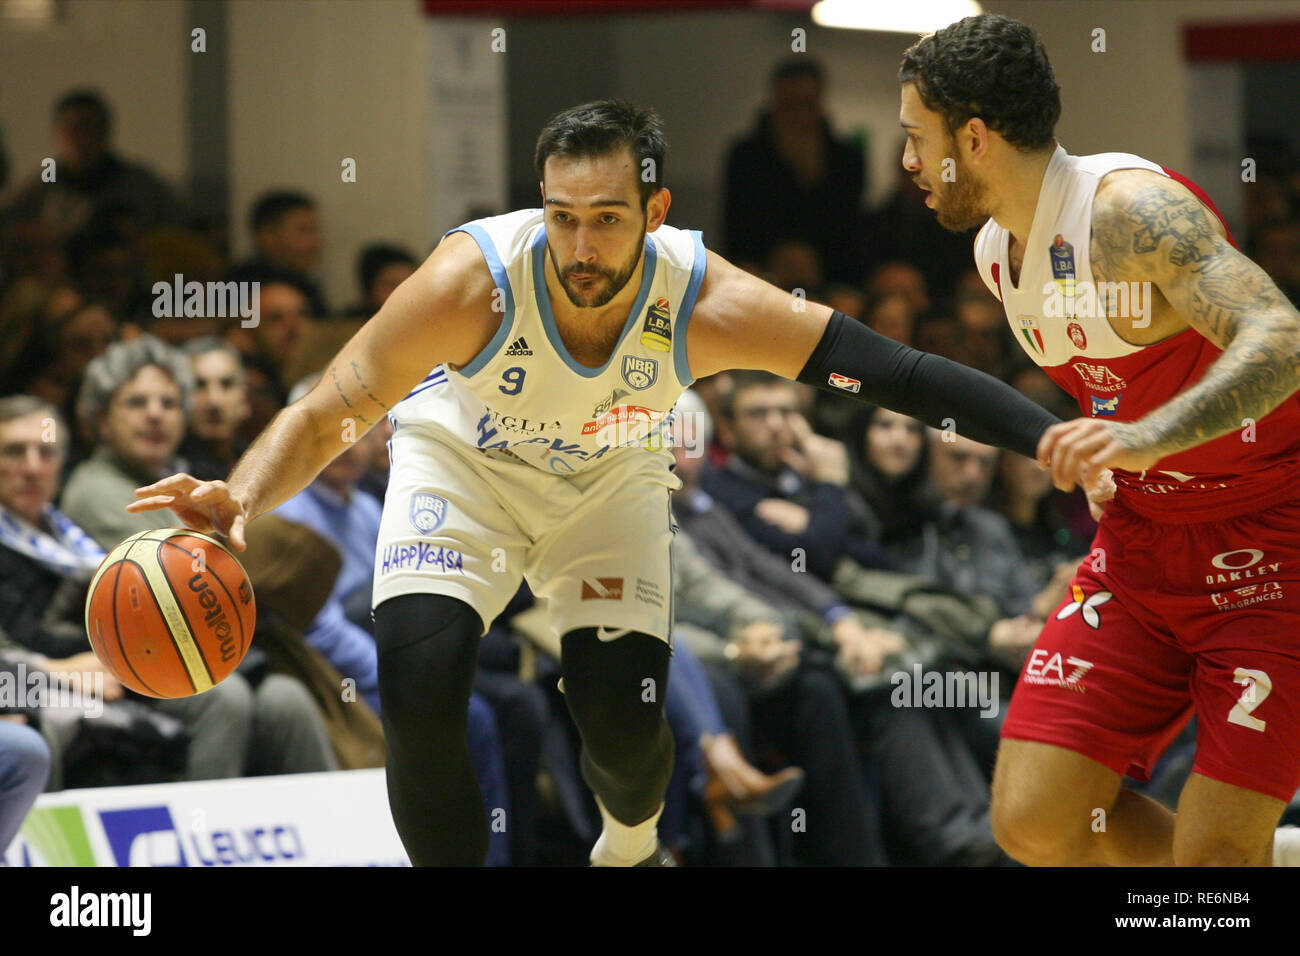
[621,355,658,390]
[409,493,449,535]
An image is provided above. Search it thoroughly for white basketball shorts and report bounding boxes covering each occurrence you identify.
[373,423,681,644]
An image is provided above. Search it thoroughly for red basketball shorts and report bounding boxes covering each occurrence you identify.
[1001,494,1300,802]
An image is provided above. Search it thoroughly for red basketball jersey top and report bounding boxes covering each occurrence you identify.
[974,146,1300,521]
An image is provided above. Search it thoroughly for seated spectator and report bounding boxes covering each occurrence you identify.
[0,717,50,857]
[1,393,335,783]
[847,405,941,547]
[865,292,915,346]
[953,268,1018,379]
[884,429,1067,673]
[676,391,1002,865]
[64,221,152,325]
[4,89,179,246]
[0,278,82,396]
[344,243,417,319]
[19,301,119,458]
[867,261,930,318]
[179,336,251,479]
[225,191,328,317]
[223,277,311,401]
[702,370,891,584]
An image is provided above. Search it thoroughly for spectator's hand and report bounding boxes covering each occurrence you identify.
[128,473,248,551]
[833,619,907,677]
[755,498,810,534]
[781,415,849,485]
[988,616,1041,652]
[45,652,124,701]
[1031,560,1081,620]
[1087,468,1117,520]
[727,620,800,684]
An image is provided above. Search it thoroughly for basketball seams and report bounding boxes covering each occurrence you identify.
[108,547,168,698]
[152,539,218,691]
[159,537,251,662]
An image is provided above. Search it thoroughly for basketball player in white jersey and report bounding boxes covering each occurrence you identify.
[899,14,1300,866]
[130,100,1062,866]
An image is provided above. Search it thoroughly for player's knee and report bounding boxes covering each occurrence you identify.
[374,594,482,733]
[990,792,1092,866]
[1174,831,1271,867]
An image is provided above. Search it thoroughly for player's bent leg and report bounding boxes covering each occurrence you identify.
[374,593,486,866]
[1173,773,1285,866]
[992,739,1175,865]
[560,627,673,865]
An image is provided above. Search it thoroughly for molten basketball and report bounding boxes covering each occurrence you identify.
[84,528,256,699]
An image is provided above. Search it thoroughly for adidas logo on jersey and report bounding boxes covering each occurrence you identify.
[504,337,533,356]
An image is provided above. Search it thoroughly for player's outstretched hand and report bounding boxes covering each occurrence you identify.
[127,474,249,551]
[1037,418,1160,492]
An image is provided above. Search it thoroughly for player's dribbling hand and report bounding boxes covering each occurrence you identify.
[127,473,249,551]
[1036,418,1161,492]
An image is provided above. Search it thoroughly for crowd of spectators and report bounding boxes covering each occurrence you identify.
[2,75,1299,866]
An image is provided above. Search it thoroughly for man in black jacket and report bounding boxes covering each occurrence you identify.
[722,58,866,286]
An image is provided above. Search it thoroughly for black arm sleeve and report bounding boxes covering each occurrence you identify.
[796,311,1060,459]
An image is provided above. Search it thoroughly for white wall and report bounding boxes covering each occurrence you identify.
[226,0,436,310]
[0,0,189,203]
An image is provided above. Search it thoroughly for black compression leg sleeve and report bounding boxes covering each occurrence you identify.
[560,628,674,825]
[796,310,1060,458]
[374,594,486,866]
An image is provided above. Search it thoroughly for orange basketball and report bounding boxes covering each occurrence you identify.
[84,528,256,699]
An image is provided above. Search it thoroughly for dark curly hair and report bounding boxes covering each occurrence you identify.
[899,14,1060,151]
[534,100,666,208]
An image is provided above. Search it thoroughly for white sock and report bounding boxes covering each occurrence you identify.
[1274,826,1300,866]
[589,797,663,866]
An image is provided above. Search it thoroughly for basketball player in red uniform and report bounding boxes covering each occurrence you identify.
[900,14,1300,865]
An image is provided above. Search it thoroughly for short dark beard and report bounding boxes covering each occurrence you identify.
[547,222,646,308]
[933,151,992,233]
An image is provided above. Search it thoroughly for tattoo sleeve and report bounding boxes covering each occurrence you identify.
[1090,177,1300,457]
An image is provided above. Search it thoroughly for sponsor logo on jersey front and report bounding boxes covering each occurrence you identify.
[1091,393,1121,417]
[504,336,533,357]
[409,493,449,535]
[640,297,672,352]
[828,372,861,393]
[621,355,659,390]
[581,577,624,600]
[1073,362,1126,393]
[581,404,666,436]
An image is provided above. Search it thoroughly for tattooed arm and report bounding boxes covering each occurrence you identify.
[1039,170,1300,490]
[127,231,498,548]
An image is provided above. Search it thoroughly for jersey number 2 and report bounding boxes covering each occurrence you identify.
[499,367,526,395]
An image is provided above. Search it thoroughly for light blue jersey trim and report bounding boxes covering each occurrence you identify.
[673,230,707,386]
[447,223,517,378]
[531,227,657,378]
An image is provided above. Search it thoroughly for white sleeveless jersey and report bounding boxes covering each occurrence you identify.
[973,144,1166,373]
[390,209,706,476]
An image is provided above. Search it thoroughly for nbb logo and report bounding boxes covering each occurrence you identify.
[98,805,306,867]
